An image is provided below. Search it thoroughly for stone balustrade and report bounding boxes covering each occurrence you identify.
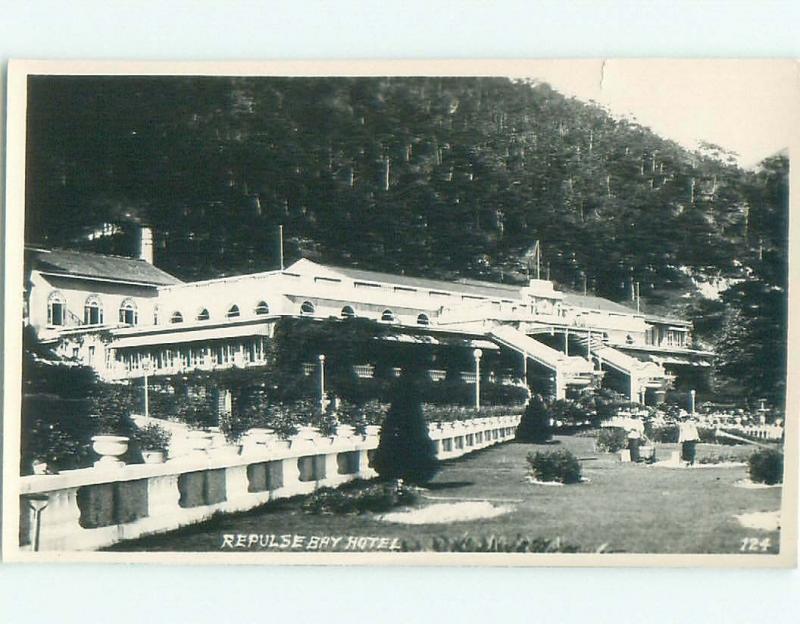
[18,414,521,552]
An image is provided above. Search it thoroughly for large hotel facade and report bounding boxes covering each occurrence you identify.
[25,228,713,404]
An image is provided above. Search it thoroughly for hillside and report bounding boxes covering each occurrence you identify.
[23,76,788,403]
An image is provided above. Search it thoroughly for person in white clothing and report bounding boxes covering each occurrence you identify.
[678,416,700,465]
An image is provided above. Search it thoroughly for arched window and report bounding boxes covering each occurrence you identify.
[47,291,66,326]
[254,301,270,315]
[226,304,240,319]
[300,301,315,316]
[84,295,103,325]
[380,309,396,323]
[340,305,356,319]
[119,299,138,326]
[416,313,430,326]
[196,308,210,321]
[170,311,184,324]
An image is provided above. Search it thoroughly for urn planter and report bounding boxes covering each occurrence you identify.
[91,435,130,468]
[141,450,166,464]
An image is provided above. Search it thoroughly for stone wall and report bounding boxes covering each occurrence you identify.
[18,414,521,552]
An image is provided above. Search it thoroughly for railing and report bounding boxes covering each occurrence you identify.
[352,364,375,379]
[428,369,447,382]
[17,414,521,552]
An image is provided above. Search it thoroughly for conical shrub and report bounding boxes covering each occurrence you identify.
[371,373,439,485]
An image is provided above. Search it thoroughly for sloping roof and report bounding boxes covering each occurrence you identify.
[319,263,524,300]
[29,248,182,286]
[562,292,641,316]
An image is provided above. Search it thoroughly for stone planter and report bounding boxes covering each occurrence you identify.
[91,435,130,468]
[141,450,166,464]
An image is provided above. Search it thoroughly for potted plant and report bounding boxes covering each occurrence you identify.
[217,412,250,457]
[135,422,172,464]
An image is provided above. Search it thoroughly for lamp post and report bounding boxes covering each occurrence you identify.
[689,389,696,415]
[758,398,768,425]
[318,354,326,411]
[473,348,482,410]
[142,356,152,419]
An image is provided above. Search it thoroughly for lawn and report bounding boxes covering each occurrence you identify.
[108,436,783,554]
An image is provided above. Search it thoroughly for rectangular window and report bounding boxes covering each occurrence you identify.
[354,281,382,289]
[50,302,65,326]
[87,346,95,365]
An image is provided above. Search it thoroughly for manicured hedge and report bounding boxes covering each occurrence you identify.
[527,449,582,484]
[748,448,783,485]
[596,427,628,453]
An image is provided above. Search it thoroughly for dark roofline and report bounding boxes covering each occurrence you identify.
[28,246,182,286]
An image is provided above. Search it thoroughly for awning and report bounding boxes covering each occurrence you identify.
[112,323,271,349]
[469,339,500,351]
[650,354,711,367]
[380,333,441,345]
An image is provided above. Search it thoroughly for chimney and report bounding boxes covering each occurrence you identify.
[139,226,154,264]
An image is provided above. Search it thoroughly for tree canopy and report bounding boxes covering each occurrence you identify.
[24,76,788,404]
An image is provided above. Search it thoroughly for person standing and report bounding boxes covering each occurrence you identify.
[627,427,642,462]
[678,416,700,465]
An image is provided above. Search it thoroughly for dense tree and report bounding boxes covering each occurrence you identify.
[23,77,788,403]
[715,155,788,405]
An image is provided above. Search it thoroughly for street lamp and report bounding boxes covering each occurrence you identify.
[142,356,152,419]
[689,389,696,415]
[318,354,326,411]
[473,348,483,410]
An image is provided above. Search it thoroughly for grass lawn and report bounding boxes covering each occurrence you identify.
[109,436,783,554]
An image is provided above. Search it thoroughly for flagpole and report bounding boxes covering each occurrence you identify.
[279,225,285,271]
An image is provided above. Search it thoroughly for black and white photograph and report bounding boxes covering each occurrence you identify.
[2,59,797,565]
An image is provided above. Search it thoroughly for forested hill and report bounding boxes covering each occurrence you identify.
[26,76,784,312]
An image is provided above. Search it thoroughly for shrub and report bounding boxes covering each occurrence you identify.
[302,480,419,514]
[338,399,388,434]
[527,449,582,484]
[402,534,581,553]
[697,453,741,465]
[371,375,440,485]
[175,394,218,430]
[479,382,530,406]
[548,399,594,427]
[649,424,679,443]
[515,394,552,443]
[135,423,172,451]
[748,448,783,484]
[421,403,523,423]
[219,412,251,444]
[596,427,628,453]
